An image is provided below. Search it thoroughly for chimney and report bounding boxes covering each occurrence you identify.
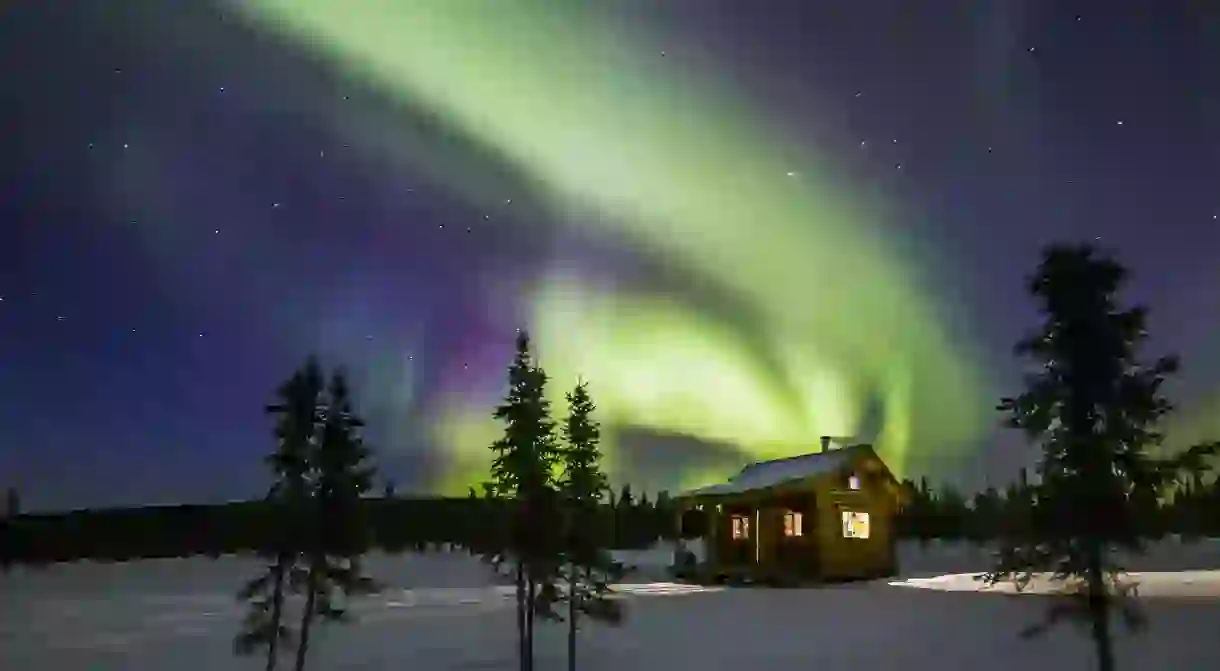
[820,436,832,453]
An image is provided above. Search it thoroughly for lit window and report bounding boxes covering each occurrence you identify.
[783,511,803,537]
[842,511,870,539]
[731,514,750,540]
[847,474,861,490]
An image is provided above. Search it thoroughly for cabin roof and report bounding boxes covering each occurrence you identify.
[677,442,882,498]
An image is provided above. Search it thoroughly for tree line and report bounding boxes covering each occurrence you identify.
[0,486,682,567]
[10,462,1220,570]
[896,467,1220,544]
[7,453,1220,569]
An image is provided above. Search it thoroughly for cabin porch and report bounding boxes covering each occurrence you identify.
[675,490,821,586]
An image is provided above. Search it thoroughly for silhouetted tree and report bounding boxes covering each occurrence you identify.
[654,490,676,540]
[969,487,1003,543]
[5,487,18,517]
[983,244,1218,671]
[291,370,379,671]
[383,479,396,499]
[236,358,324,671]
[617,483,634,509]
[936,484,969,540]
[614,484,635,547]
[557,380,623,671]
[483,331,563,671]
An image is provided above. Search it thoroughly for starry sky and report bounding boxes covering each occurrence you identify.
[2,1,1218,512]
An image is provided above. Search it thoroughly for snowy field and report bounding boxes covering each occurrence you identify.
[4,540,1220,670]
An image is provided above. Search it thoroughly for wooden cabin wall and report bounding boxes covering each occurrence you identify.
[714,501,755,567]
[763,491,819,577]
[813,469,897,579]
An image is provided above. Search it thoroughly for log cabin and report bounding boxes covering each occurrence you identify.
[673,437,901,585]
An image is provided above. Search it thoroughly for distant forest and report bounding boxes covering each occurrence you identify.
[3,472,1219,566]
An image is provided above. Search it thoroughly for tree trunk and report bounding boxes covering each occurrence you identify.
[293,561,320,671]
[265,552,288,671]
[526,575,536,671]
[516,561,527,671]
[567,563,577,671]
[1086,547,1116,671]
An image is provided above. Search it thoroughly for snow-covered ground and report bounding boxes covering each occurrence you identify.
[4,540,1220,670]
[892,570,1220,597]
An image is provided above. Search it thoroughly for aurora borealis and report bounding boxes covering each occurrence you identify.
[3,2,1218,510]
[225,0,994,493]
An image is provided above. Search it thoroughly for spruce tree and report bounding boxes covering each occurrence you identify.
[5,487,18,517]
[484,331,563,671]
[614,484,634,548]
[558,380,623,671]
[984,244,1217,671]
[236,358,324,671]
[291,370,379,671]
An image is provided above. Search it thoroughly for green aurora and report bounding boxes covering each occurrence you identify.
[227,1,994,493]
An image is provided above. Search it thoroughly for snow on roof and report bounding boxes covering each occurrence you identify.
[678,442,872,498]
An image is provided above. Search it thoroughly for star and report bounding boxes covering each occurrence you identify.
[786,171,797,177]
[505,199,512,204]
[218,86,226,93]
[57,316,65,322]
[272,202,281,209]
[895,163,903,170]
[122,143,129,149]
[1116,120,1124,126]
[198,332,205,337]
[1028,46,1036,53]
[466,227,472,233]
[483,214,490,220]
[859,141,866,147]
[213,229,220,234]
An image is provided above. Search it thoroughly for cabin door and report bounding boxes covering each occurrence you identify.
[723,511,755,566]
[772,499,815,577]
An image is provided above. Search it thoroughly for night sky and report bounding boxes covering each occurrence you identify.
[3,1,1218,512]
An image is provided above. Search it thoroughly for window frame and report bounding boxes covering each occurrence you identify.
[782,510,804,537]
[730,514,751,540]
[841,510,871,539]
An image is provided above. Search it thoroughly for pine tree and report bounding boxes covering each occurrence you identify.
[236,358,324,671]
[291,370,379,671]
[983,244,1218,671]
[484,331,563,671]
[614,484,634,548]
[558,380,623,671]
[5,487,19,517]
[654,490,674,541]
